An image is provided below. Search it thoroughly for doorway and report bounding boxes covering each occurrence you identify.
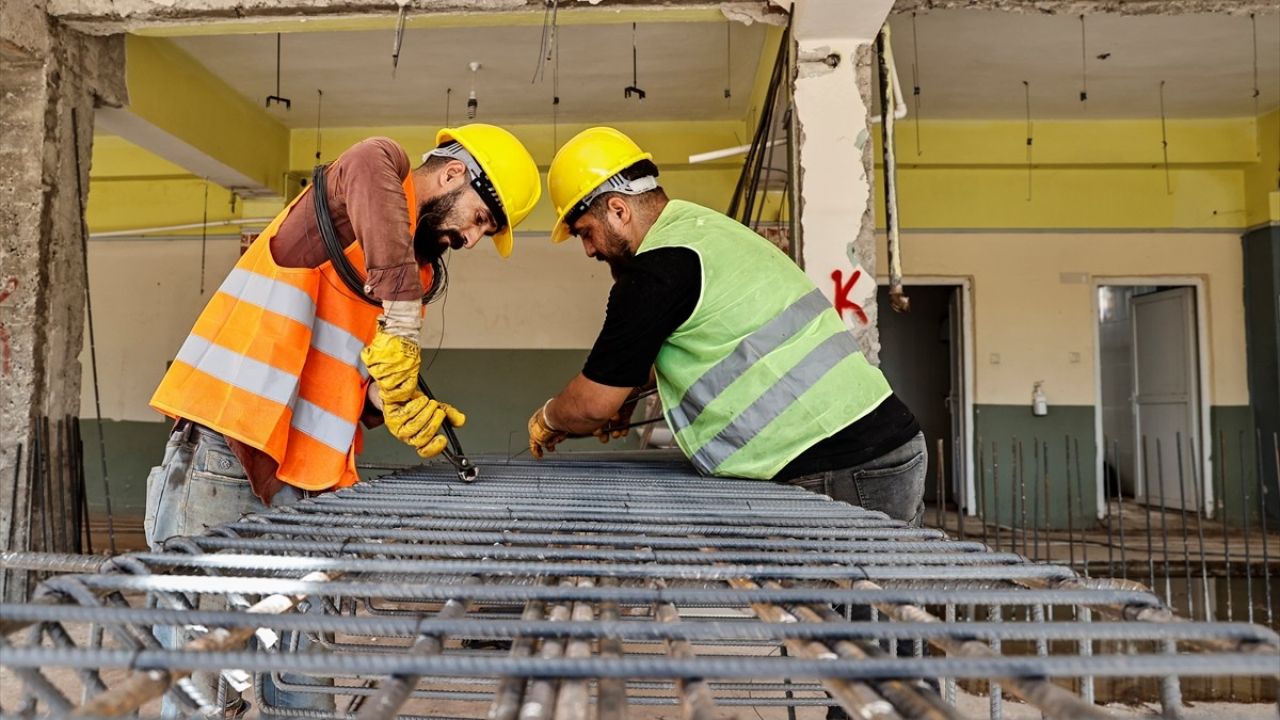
[877,282,972,513]
[1095,283,1208,512]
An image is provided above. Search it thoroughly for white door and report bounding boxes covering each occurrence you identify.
[1131,288,1201,510]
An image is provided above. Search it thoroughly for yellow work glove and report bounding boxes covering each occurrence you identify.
[382,395,467,458]
[361,330,422,406]
[528,401,568,459]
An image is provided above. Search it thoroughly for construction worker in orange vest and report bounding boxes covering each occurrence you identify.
[143,126,539,716]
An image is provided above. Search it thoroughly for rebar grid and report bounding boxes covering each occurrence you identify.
[1,454,1277,720]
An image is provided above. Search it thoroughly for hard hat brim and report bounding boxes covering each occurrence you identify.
[549,144,653,247]
[493,227,514,258]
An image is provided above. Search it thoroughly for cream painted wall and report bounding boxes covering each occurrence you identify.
[877,231,1249,407]
[418,231,614,350]
[78,237,242,423]
[78,231,616,422]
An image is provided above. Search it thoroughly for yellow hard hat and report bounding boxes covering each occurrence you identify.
[548,127,653,244]
[434,124,541,258]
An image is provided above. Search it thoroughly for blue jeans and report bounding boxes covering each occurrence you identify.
[145,423,333,718]
[786,431,928,526]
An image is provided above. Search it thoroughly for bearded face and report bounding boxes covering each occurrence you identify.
[414,185,469,266]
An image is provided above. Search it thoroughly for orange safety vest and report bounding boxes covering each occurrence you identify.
[151,175,431,491]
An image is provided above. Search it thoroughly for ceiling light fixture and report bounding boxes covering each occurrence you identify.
[467,61,481,119]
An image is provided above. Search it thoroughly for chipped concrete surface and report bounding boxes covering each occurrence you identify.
[720,1,788,26]
[793,38,884,365]
[0,2,124,586]
[891,0,1279,15]
[46,0,779,34]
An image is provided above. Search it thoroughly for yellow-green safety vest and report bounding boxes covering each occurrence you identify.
[642,200,893,479]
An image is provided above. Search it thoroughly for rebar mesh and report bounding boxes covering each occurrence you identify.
[1,453,1277,719]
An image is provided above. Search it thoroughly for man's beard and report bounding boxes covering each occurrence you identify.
[597,225,635,280]
[413,187,465,304]
[414,186,467,265]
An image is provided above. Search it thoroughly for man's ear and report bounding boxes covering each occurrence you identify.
[607,196,632,226]
[441,159,468,188]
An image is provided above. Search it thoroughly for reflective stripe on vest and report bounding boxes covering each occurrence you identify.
[641,200,893,480]
[689,328,862,473]
[218,268,315,326]
[151,165,423,492]
[666,288,829,435]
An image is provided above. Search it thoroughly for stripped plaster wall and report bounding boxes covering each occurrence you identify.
[1,0,125,575]
[789,0,896,364]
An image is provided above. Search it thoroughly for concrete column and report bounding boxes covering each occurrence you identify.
[1,1,124,585]
[788,0,894,364]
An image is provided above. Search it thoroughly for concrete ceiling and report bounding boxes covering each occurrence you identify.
[171,20,770,128]
[883,9,1280,119]
[163,8,1280,129]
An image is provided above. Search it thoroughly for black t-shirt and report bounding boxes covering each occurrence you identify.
[583,247,920,481]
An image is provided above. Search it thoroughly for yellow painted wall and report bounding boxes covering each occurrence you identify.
[90,135,190,179]
[124,36,290,195]
[876,231,1248,408]
[89,178,244,233]
[872,118,1258,231]
[1243,108,1280,226]
[84,111,1272,421]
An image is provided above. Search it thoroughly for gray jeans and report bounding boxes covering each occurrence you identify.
[787,431,928,527]
[144,422,330,718]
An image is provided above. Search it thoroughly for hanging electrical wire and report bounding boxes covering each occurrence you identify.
[911,12,923,155]
[1159,80,1172,195]
[532,0,560,83]
[1023,81,1033,202]
[314,89,323,162]
[553,22,561,150]
[467,62,481,119]
[391,0,409,77]
[1079,15,1089,106]
[1250,12,1260,153]
[199,179,209,295]
[445,87,452,127]
[724,22,732,103]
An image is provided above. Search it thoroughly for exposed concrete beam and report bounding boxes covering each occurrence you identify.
[48,0,785,36]
[105,35,289,198]
[890,0,1278,15]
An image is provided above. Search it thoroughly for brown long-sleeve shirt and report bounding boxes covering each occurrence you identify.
[222,137,425,503]
[274,137,424,301]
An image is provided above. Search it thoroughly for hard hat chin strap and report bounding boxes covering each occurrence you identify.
[572,174,658,220]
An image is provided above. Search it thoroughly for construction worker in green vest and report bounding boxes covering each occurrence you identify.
[526,127,927,526]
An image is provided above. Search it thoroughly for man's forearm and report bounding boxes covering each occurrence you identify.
[544,374,634,435]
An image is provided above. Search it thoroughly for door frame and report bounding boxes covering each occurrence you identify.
[1091,276,1213,519]
[878,275,977,515]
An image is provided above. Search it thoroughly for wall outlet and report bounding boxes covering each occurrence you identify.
[989,353,1001,365]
